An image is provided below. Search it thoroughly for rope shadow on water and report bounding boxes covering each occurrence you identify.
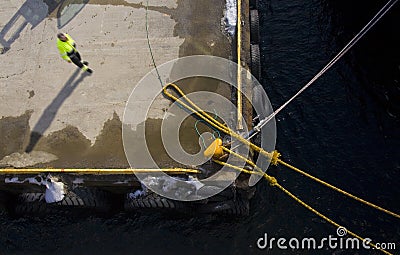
[25,69,89,153]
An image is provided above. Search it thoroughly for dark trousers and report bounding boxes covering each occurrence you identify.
[68,51,83,68]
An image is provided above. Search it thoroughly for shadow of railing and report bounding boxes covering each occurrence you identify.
[25,69,89,153]
[57,0,89,29]
[0,0,88,53]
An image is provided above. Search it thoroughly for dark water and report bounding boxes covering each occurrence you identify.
[1,0,399,254]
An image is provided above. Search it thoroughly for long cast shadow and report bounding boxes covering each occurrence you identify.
[0,0,59,52]
[25,69,88,153]
[0,0,89,53]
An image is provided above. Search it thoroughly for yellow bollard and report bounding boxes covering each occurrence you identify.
[203,138,224,159]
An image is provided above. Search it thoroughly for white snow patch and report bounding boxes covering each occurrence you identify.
[5,176,43,186]
[162,177,178,193]
[224,0,237,36]
[187,176,204,190]
[113,180,129,184]
[45,181,65,203]
[144,176,159,186]
[129,189,146,199]
[5,175,65,203]
[141,176,189,193]
[139,176,203,199]
[72,178,84,184]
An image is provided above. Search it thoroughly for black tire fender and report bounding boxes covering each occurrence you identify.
[249,0,259,10]
[198,197,250,216]
[124,192,188,212]
[15,188,112,215]
[250,9,260,44]
[250,44,261,80]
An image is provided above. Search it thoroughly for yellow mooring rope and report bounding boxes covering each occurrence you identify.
[213,153,393,255]
[276,158,400,219]
[236,0,243,130]
[162,83,399,255]
[220,146,400,219]
[163,83,400,219]
[0,168,201,175]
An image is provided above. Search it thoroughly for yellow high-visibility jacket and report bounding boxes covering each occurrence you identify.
[57,34,76,61]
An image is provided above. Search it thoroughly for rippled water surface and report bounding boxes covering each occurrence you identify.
[1,0,399,254]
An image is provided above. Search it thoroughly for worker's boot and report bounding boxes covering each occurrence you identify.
[82,61,89,66]
[82,65,93,74]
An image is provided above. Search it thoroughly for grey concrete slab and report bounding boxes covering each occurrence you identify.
[1,1,182,142]
[0,0,232,167]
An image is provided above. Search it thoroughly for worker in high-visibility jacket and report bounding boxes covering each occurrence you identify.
[57,33,93,73]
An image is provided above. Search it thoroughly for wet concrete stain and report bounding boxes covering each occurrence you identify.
[87,0,231,57]
[123,118,182,168]
[0,111,32,160]
[0,111,128,168]
[144,77,232,167]
[172,0,231,58]
[0,96,219,168]
[84,112,128,168]
[35,112,129,168]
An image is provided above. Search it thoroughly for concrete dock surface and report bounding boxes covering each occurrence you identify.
[0,0,232,168]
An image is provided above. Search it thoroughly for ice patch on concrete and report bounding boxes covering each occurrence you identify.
[224,0,237,36]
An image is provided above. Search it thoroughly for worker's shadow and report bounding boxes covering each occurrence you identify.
[0,0,88,53]
[25,69,89,153]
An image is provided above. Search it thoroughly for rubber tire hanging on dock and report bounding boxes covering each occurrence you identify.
[250,44,261,80]
[249,0,259,10]
[14,188,112,215]
[0,191,11,212]
[125,192,189,213]
[250,10,260,44]
[205,187,235,202]
[198,196,250,216]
